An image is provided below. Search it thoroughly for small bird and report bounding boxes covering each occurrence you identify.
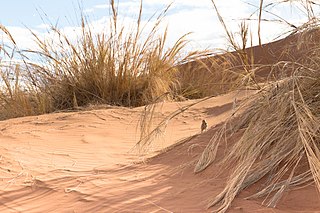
[201,119,208,133]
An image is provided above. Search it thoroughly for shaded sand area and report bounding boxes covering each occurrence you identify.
[0,89,319,212]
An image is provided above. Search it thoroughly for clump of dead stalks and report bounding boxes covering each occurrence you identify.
[194,1,320,212]
[0,1,206,120]
[195,55,320,211]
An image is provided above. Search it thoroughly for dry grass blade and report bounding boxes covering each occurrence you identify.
[0,25,50,120]
[246,171,312,200]
[176,50,243,99]
[193,2,320,212]
[135,93,218,153]
[258,0,264,46]
[1,2,239,121]
[195,58,320,212]
[211,0,261,90]
[21,1,200,112]
[0,24,16,46]
[265,155,302,208]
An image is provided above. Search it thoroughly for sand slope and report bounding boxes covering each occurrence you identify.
[1,89,319,212]
[2,29,320,212]
[0,91,238,212]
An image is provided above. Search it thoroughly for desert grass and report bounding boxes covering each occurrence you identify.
[0,64,50,120]
[136,93,218,153]
[195,56,320,212]
[192,1,320,212]
[0,0,249,122]
[1,1,320,212]
[175,52,241,99]
[0,24,51,120]
[0,1,208,120]
[136,0,320,212]
[173,1,262,101]
[26,1,200,110]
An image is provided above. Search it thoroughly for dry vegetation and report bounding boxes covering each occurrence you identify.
[197,1,320,212]
[1,0,320,212]
[138,0,320,212]
[195,51,320,212]
[0,1,210,120]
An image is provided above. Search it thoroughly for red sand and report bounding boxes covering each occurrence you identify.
[0,90,319,212]
[1,31,320,212]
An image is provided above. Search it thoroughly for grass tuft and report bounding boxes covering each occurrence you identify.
[0,1,207,120]
[194,1,320,212]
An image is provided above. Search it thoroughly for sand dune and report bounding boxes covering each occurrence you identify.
[1,30,320,212]
[1,89,319,212]
[0,91,245,212]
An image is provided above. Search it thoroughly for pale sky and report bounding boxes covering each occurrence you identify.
[0,0,319,53]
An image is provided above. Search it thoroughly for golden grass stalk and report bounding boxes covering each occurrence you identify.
[175,51,241,99]
[136,92,219,153]
[24,1,199,110]
[1,1,214,121]
[211,0,261,90]
[0,25,50,120]
[258,0,264,46]
[193,1,320,212]
[195,56,320,212]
